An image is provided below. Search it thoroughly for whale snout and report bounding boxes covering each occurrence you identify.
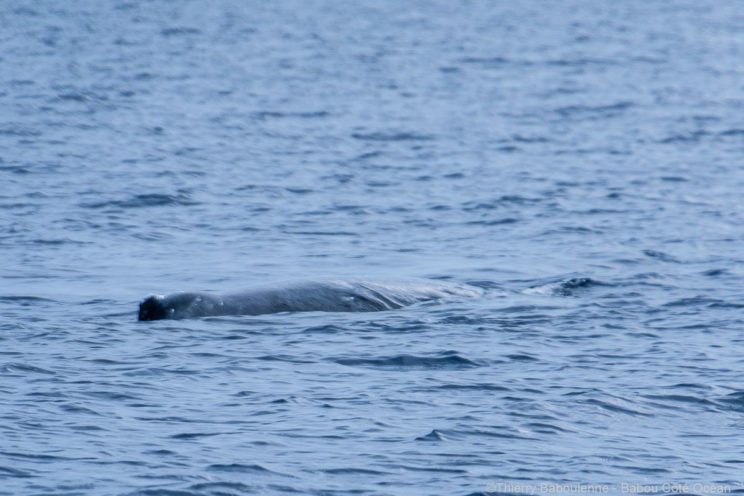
[138,295,168,321]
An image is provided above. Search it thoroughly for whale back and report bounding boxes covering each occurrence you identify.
[138,279,481,320]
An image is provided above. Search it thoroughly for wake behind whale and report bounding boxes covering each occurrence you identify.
[138,279,481,321]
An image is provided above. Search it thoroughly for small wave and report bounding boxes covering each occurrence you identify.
[122,367,201,377]
[416,429,447,441]
[584,398,652,417]
[466,218,519,226]
[0,127,41,137]
[546,57,616,67]
[281,230,357,236]
[389,464,467,474]
[436,383,511,392]
[719,128,744,137]
[658,130,709,144]
[81,298,116,305]
[498,194,540,205]
[322,467,390,475]
[0,202,37,209]
[188,482,255,494]
[352,151,383,161]
[1,363,55,375]
[708,301,744,309]
[716,392,744,412]
[254,110,329,120]
[335,352,480,370]
[459,428,532,440]
[496,145,519,153]
[55,92,100,103]
[702,268,728,277]
[642,249,680,263]
[554,101,633,118]
[59,404,102,416]
[161,27,201,37]
[660,176,688,182]
[351,131,434,142]
[80,193,198,209]
[302,325,346,334]
[457,56,512,65]
[134,416,195,423]
[285,187,313,194]
[0,165,31,174]
[0,296,57,310]
[31,238,87,246]
[523,422,572,433]
[511,134,549,143]
[524,277,604,296]
[0,451,73,461]
[171,432,224,440]
[0,466,34,478]
[667,383,711,391]
[506,353,539,362]
[82,391,140,401]
[256,355,315,364]
[662,297,724,308]
[474,194,540,210]
[207,463,274,473]
[126,490,201,496]
[464,280,503,290]
[642,394,716,407]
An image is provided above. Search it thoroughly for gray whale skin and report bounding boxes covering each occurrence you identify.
[138,279,480,321]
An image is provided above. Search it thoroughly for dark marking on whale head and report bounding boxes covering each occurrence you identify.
[138,295,169,321]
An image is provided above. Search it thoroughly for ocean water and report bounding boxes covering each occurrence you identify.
[2,0,744,494]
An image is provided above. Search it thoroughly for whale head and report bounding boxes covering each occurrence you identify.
[138,294,170,321]
[138,292,222,320]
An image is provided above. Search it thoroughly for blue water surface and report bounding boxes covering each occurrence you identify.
[2,1,744,495]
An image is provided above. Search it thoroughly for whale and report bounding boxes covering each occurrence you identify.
[138,279,481,321]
